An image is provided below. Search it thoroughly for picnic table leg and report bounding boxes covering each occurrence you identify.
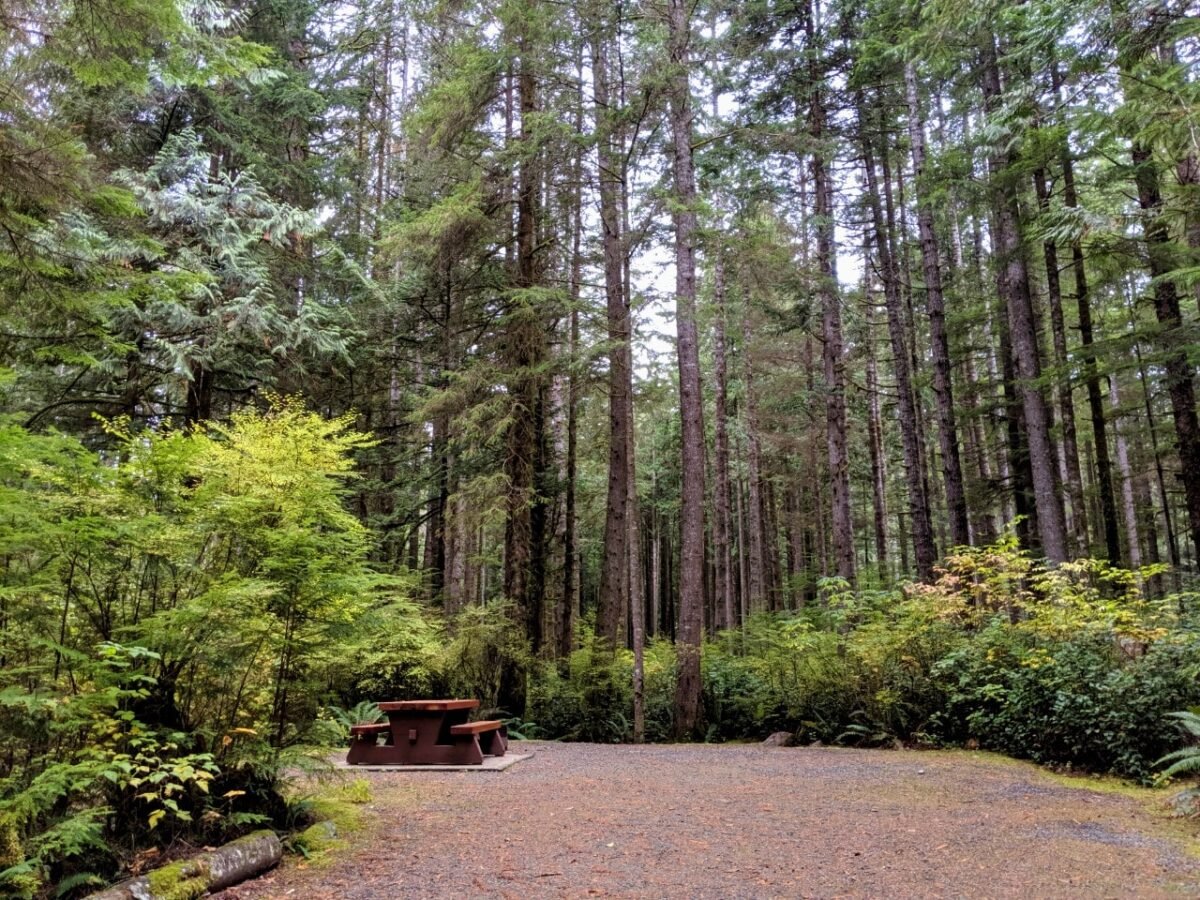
[446,735,485,765]
[479,725,508,757]
[347,729,387,765]
[438,707,482,764]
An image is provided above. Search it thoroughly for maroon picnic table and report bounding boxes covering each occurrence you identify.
[346,699,508,766]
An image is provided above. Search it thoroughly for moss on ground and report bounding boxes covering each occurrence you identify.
[290,777,386,867]
[295,820,343,861]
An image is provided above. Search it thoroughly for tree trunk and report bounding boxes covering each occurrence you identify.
[1055,62,1121,563]
[184,364,214,424]
[1129,312,1183,572]
[741,298,767,610]
[1136,474,1162,591]
[735,469,749,622]
[712,253,735,630]
[503,35,546,644]
[961,350,997,543]
[666,0,705,739]
[905,65,970,549]
[858,102,936,579]
[592,20,632,647]
[971,202,1019,532]
[1129,141,1200,562]
[891,150,941,558]
[979,34,1068,562]
[1178,150,1200,315]
[1033,163,1088,555]
[996,291,1038,548]
[628,426,645,742]
[650,475,662,636]
[708,39,735,631]
[1109,375,1142,569]
[445,487,467,614]
[808,11,854,584]
[864,297,889,573]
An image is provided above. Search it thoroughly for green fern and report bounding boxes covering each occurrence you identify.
[326,701,384,730]
[54,871,106,897]
[1156,711,1200,778]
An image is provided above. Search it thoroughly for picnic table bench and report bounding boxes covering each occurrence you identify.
[346,699,508,766]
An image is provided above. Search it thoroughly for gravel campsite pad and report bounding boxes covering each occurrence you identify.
[216,742,1200,898]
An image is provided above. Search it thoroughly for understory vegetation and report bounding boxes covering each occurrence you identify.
[522,540,1200,785]
[5,396,1198,896]
[0,403,426,895]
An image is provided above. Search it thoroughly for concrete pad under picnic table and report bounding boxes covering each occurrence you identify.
[333,749,534,772]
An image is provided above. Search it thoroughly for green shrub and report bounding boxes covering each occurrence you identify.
[642,639,678,742]
[437,602,531,716]
[0,402,423,894]
[920,539,1198,780]
[937,630,1200,779]
[528,633,632,742]
[1157,710,1200,780]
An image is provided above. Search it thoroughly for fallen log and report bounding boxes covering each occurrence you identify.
[86,830,281,900]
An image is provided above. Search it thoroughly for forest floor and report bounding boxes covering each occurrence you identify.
[215,742,1200,898]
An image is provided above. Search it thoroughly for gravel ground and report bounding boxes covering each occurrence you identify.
[215,742,1200,899]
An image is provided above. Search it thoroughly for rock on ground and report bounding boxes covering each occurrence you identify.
[760,732,795,747]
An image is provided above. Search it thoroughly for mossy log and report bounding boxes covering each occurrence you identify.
[86,830,282,900]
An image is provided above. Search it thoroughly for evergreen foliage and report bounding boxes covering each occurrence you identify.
[4,0,1200,891]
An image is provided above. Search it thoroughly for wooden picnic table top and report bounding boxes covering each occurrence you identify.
[378,699,479,712]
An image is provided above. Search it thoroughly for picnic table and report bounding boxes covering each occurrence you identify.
[346,699,508,766]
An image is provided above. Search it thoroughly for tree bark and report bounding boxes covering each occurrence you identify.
[711,253,734,630]
[1109,375,1142,569]
[89,832,281,900]
[808,4,854,584]
[858,102,936,579]
[560,51,584,657]
[503,33,547,645]
[628,423,645,742]
[741,296,767,611]
[591,19,631,646]
[1032,163,1088,555]
[1178,150,1200,316]
[1129,307,1182,572]
[666,0,705,739]
[864,296,889,572]
[1055,63,1121,563]
[905,65,970,549]
[979,34,1068,562]
[184,364,214,424]
[735,467,749,621]
[1129,141,1200,563]
[996,296,1037,549]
